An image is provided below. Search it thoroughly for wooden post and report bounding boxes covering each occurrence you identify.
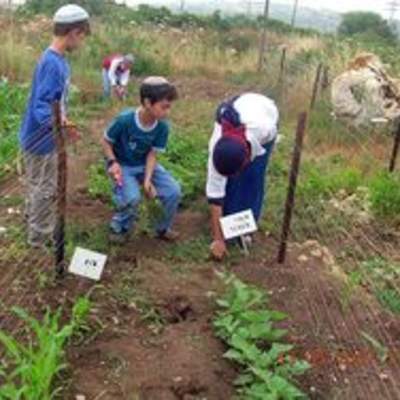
[257,0,270,72]
[310,63,323,111]
[278,46,287,86]
[53,102,67,278]
[278,112,308,264]
[321,65,330,92]
[278,46,287,105]
[389,121,400,172]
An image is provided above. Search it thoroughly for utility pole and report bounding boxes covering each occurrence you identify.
[246,0,252,17]
[257,0,270,71]
[387,0,400,24]
[291,0,299,28]
[180,0,185,12]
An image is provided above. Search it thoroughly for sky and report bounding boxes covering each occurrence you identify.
[122,0,390,17]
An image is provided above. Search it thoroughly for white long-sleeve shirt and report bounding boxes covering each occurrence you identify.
[108,57,130,87]
[206,93,279,200]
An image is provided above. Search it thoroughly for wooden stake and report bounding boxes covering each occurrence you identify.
[53,102,67,278]
[310,63,323,111]
[278,112,308,264]
[278,46,287,86]
[278,46,287,106]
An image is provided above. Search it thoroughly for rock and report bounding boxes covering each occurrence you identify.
[298,255,309,263]
[0,227,6,235]
[311,249,323,258]
[76,395,86,400]
[303,240,320,249]
[379,373,389,381]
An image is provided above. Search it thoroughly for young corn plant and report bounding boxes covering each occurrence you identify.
[0,297,92,400]
[214,274,310,400]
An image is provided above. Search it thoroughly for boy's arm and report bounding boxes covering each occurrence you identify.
[102,137,123,186]
[144,149,157,199]
[33,64,63,129]
[206,153,228,260]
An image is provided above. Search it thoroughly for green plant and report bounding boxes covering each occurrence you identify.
[66,223,110,258]
[0,297,91,399]
[87,161,111,201]
[369,172,400,222]
[214,274,310,399]
[160,132,208,204]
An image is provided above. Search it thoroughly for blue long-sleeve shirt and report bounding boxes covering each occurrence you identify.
[19,48,70,155]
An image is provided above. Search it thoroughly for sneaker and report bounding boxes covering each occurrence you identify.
[156,229,179,242]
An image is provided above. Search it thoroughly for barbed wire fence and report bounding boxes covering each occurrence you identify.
[268,43,400,397]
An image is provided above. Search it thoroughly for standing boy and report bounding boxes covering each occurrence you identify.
[102,77,181,241]
[20,4,91,248]
[206,93,279,260]
[102,53,135,99]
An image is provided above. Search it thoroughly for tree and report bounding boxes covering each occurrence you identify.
[338,12,396,42]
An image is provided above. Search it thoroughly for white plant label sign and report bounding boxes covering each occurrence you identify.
[220,209,258,240]
[69,247,107,281]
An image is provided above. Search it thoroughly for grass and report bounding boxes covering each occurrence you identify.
[109,269,165,333]
[0,80,27,180]
[65,223,110,258]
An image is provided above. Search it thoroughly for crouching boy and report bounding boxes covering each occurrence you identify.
[102,77,181,241]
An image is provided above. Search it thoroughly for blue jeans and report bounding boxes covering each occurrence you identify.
[110,164,182,234]
[223,140,275,222]
[102,68,111,98]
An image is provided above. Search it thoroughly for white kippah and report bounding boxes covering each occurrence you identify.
[143,76,170,86]
[53,4,90,24]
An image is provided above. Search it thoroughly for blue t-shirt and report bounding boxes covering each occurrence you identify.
[19,48,70,155]
[104,109,169,167]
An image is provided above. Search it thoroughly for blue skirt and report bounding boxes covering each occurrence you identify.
[223,140,275,222]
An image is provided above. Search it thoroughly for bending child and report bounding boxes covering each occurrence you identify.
[206,93,279,260]
[102,77,181,242]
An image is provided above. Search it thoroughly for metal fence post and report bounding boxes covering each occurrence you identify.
[53,102,67,278]
[389,121,400,172]
[310,63,323,111]
[278,112,308,264]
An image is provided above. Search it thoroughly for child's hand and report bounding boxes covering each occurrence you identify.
[143,180,157,199]
[108,162,123,186]
[210,240,227,261]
